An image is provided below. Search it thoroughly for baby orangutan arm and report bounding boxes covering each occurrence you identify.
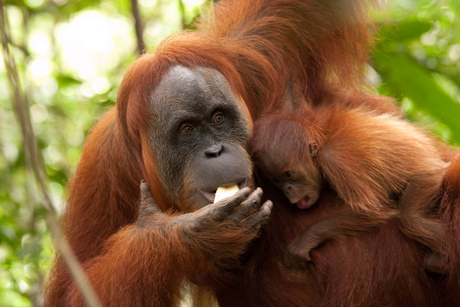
[285,205,397,269]
[396,173,447,274]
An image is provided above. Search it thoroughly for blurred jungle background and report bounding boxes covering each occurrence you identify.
[0,0,459,306]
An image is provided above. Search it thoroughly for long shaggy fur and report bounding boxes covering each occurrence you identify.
[45,0,460,306]
[251,106,448,269]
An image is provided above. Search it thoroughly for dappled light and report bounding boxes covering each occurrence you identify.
[0,0,459,305]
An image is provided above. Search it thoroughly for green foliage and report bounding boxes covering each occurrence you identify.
[0,1,207,305]
[372,0,460,145]
[0,0,458,305]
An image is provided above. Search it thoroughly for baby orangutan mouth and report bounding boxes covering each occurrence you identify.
[295,195,314,210]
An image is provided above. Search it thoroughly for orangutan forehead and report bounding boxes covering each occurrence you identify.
[149,65,238,114]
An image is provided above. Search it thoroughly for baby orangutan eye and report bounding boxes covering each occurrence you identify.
[285,171,293,178]
[273,178,280,184]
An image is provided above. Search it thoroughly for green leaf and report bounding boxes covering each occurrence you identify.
[56,75,82,87]
[374,51,460,144]
[376,19,432,46]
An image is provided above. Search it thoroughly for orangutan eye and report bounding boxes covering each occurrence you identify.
[180,123,195,135]
[273,178,280,184]
[285,171,292,178]
[212,112,224,124]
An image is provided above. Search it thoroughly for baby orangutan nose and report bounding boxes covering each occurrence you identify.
[282,183,293,195]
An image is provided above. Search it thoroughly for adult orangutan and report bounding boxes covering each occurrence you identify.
[45,0,460,306]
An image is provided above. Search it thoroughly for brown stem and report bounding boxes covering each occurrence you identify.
[130,0,145,55]
[0,1,101,306]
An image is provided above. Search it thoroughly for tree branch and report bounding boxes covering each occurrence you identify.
[130,0,145,55]
[0,1,101,306]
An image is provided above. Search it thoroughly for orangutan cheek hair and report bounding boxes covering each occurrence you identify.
[44,0,460,306]
[251,106,448,271]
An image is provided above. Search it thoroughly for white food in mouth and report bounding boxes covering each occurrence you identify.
[214,184,239,203]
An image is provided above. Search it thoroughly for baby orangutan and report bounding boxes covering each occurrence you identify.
[250,106,447,272]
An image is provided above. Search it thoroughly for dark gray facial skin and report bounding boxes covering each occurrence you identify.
[147,65,253,212]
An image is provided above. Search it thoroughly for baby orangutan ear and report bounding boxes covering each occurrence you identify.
[308,142,319,157]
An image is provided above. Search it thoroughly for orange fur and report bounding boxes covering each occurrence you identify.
[440,153,460,285]
[45,0,460,306]
[251,105,448,269]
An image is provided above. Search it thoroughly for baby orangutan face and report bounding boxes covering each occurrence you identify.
[261,154,322,210]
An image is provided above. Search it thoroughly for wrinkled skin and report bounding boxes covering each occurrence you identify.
[145,66,254,212]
